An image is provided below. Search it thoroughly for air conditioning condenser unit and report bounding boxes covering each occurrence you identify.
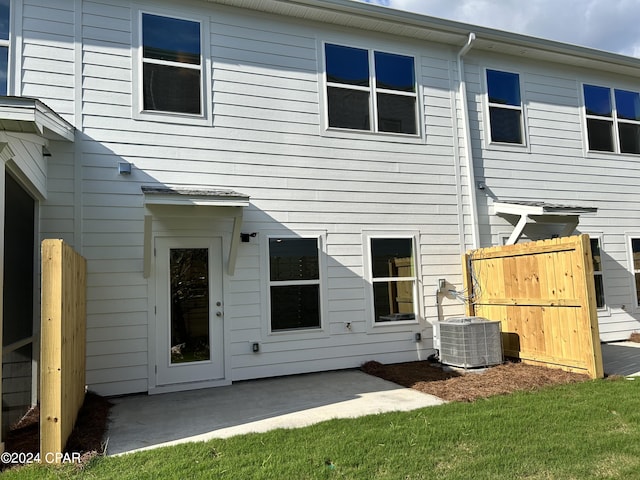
[437,316,503,368]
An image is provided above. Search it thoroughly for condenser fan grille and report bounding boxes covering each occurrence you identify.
[438,317,503,368]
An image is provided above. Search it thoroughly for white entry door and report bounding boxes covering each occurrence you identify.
[155,237,224,386]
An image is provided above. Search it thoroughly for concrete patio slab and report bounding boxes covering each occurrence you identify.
[105,369,444,456]
[601,341,640,377]
[105,341,640,456]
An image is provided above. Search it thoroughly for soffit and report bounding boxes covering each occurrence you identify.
[206,0,640,77]
[0,97,75,141]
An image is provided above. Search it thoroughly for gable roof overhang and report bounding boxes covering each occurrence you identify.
[142,186,251,277]
[206,0,640,77]
[493,200,598,245]
[0,97,75,142]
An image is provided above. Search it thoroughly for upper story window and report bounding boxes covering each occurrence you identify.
[324,43,418,135]
[141,13,202,115]
[269,237,321,332]
[584,84,640,154]
[0,0,10,95]
[486,69,524,144]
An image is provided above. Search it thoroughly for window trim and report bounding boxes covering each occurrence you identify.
[588,235,608,313]
[321,40,421,139]
[582,83,640,155]
[626,233,640,312]
[363,232,421,328]
[1,0,11,96]
[133,8,212,126]
[483,67,528,149]
[264,233,328,337]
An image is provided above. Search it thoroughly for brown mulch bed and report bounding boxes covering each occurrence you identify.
[630,332,640,343]
[361,359,590,402]
[1,392,112,470]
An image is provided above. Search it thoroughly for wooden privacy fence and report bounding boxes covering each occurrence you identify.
[463,234,603,379]
[40,239,87,461]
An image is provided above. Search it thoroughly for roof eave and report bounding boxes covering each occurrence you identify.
[0,97,75,141]
[207,0,640,76]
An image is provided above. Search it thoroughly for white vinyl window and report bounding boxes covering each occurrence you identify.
[324,43,418,135]
[584,84,640,154]
[0,0,10,95]
[631,238,640,307]
[268,237,321,331]
[140,12,203,116]
[486,69,524,145]
[590,238,605,309]
[367,236,418,324]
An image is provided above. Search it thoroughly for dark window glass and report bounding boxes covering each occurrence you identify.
[487,70,521,106]
[327,87,370,130]
[489,107,522,144]
[615,89,640,121]
[373,281,415,322]
[584,84,612,117]
[377,93,416,134]
[143,63,201,114]
[0,0,9,41]
[269,238,319,282]
[169,248,210,364]
[371,238,413,278]
[0,46,7,96]
[143,14,200,65]
[590,239,602,272]
[619,123,640,154]
[586,118,614,152]
[590,239,604,309]
[270,285,320,330]
[325,44,369,87]
[594,275,605,309]
[633,239,640,270]
[375,51,415,92]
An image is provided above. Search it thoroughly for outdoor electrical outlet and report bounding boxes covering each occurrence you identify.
[252,342,260,353]
[438,279,446,291]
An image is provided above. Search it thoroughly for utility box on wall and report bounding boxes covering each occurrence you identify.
[437,317,503,368]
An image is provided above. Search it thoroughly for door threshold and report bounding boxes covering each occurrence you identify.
[149,378,231,395]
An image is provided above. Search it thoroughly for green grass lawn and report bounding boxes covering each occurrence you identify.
[5,377,640,479]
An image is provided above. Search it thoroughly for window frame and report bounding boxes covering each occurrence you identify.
[363,232,421,328]
[265,234,327,335]
[322,41,420,138]
[627,234,640,311]
[484,68,527,147]
[0,0,11,96]
[133,8,212,126]
[583,83,640,155]
[589,236,607,312]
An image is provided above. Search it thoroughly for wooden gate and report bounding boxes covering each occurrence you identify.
[463,234,603,378]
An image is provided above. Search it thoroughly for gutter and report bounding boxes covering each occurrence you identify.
[456,33,480,250]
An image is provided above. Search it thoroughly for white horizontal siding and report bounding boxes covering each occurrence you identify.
[27,0,468,396]
[466,52,640,340]
[21,1,76,117]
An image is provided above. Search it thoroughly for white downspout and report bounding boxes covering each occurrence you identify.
[457,33,480,250]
